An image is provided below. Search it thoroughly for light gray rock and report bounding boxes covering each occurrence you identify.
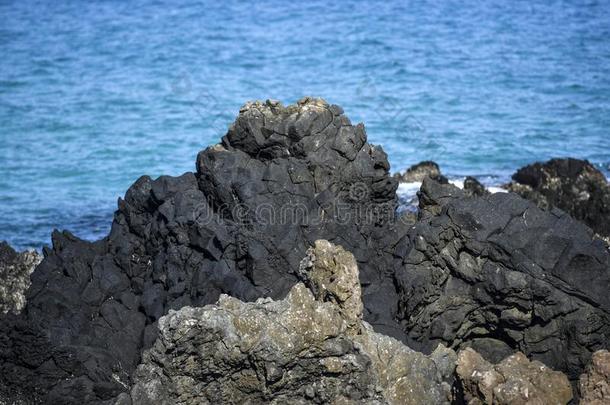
[456,347,572,405]
[0,241,41,315]
[579,350,610,405]
[124,240,455,405]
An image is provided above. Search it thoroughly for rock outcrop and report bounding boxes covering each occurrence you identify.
[395,178,610,381]
[463,176,489,197]
[395,160,447,183]
[507,158,610,237]
[579,350,610,405]
[456,347,572,404]
[0,242,41,315]
[0,98,406,404]
[119,240,455,405]
[1,98,608,403]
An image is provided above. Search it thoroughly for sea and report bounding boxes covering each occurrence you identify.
[1,0,609,250]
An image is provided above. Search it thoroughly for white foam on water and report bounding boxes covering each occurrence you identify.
[397,182,422,197]
[488,186,508,193]
[449,178,465,189]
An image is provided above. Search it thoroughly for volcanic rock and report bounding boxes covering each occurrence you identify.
[1,98,609,404]
[456,347,572,404]
[579,350,610,405]
[395,160,448,183]
[463,176,489,197]
[0,241,41,315]
[119,240,455,405]
[0,98,406,404]
[507,158,610,237]
[395,178,610,381]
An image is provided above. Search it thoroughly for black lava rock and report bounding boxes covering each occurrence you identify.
[507,158,610,237]
[0,99,608,404]
[395,160,448,184]
[0,98,406,404]
[463,176,488,197]
[396,178,610,381]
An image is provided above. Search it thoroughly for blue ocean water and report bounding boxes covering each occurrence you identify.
[1,0,609,250]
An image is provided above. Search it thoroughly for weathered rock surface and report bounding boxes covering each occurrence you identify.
[0,241,41,315]
[579,350,610,405]
[395,160,448,183]
[463,176,489,197]
[1,98,608,403]
[395,178,610,381]
[456,347,572,404]
[0,98,405,404]
[507,158,610,236]
[120,240,455,405]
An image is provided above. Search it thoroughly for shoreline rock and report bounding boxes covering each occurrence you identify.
[120,240,455,405]
[397,178,610,382]
[0,241,41,315]
[456,347,572,404]
[506,158,610,237]
[394,160,448,183]
[579,350,610,404]
[0,99,608,404]
[0,98,406,403]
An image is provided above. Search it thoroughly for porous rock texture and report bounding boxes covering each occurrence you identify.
[0,241,41,315]
[0,98,405,404]
[0,98,609,404]
[579,350,610,405]
[118,240,455,405]
[456,347,572,405]
[395,178,610,382]
[507,158,610,237]
[463,176,488,197]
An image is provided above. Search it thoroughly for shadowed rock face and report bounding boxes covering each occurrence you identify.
[456,348,572,405]
[118,240,456,405]
[0,98,407,404]
[507,158,610,237]
[395,178,610,381]
[0,242,41,316]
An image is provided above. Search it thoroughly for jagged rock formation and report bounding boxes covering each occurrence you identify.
[395,160,447,183]
[579,350,610,405]
[395,178,610,381]
[0,98,608,404]
[0,242,41,315]
[507,158,610,237]
[456,347,572,404]
[0,98,406,404]
[463,176,488,197]
[118,240,455,405]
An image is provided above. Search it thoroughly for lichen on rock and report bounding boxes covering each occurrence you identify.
[456,347,573,405]
[579,350,610,405]
[122,240,455,405]
[0,241,41,315]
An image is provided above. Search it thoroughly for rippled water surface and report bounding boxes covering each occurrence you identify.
[1,0,609,249]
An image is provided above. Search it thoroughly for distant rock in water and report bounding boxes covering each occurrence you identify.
[398,178,610,381]
[119,240,456,405]
[456,347,572,405]
[463,175,489,197]
[0,242,41,315]
[507,158,610,237]
[394,160,448,183]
